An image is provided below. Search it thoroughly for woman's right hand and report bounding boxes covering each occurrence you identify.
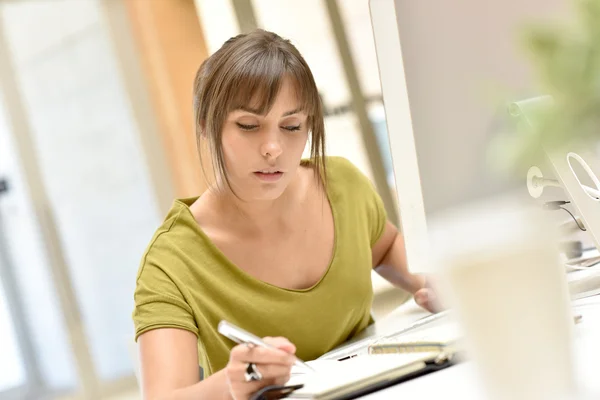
[225,336,297,400]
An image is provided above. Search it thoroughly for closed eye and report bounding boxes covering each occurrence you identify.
[236,122,258,131]
[283,125,301,132]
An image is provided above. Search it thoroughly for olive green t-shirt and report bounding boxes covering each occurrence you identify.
[132,156,389,377]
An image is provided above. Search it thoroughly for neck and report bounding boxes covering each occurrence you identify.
[211,172,307,236]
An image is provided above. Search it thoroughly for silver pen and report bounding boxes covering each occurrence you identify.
[218,320,315,372]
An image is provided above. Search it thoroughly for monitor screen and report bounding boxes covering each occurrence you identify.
[370,0,571,272]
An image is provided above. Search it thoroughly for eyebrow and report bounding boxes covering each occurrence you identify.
[237,106,304,117]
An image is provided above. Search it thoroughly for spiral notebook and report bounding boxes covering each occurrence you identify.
[367,321,462,355]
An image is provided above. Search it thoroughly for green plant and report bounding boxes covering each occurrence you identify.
[494,0,600,172]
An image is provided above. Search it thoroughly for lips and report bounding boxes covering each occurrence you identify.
[253,170,284,182]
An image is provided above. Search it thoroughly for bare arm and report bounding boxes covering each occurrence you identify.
[371,221,440,312]
[138,328,231,400]
[138,328,296,400]
[371,221,425,294]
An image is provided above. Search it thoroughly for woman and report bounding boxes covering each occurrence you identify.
[133,29,437,400]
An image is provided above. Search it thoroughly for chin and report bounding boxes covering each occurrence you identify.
[230,173,295,202]
[250,187,287,202]
[240,181,289,202]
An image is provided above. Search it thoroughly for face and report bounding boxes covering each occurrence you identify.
[220,78,309,201]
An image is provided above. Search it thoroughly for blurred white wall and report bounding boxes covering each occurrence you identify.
[0,0,161,390]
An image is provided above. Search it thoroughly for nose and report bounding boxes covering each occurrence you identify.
[260,130,283,162]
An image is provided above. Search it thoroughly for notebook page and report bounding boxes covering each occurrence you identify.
[369,320,462,352]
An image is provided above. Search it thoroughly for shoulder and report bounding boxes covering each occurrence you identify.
[317,156,383,215]
[324,155,360,174]
[321,157,388,245]
[141,202,184,257]
[145,200,191,248]
[136,199,204,280]
[323,156,374,189]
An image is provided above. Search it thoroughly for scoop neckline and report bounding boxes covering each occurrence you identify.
[175,165,338,293]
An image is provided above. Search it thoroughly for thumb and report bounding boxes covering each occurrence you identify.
[263,336,297,354]
[414,288,440,313]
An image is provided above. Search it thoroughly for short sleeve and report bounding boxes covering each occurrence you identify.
[327,156,388,247]
[132,261,199,341]
[367,179,388,246]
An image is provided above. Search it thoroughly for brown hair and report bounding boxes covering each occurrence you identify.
[193,29,326,193]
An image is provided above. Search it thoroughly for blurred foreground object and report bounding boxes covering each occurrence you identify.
[431,195,577,400]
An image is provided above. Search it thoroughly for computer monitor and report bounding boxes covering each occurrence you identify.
[369,0,571,273]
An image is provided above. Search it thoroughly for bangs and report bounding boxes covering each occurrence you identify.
[223,49,318,117]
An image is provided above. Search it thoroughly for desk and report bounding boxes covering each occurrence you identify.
[354,295,600,399]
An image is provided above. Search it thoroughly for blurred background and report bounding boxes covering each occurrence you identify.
[0,0,404,399]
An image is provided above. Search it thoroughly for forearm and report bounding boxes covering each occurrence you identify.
[148,369,231,400]
[374,233,426,294]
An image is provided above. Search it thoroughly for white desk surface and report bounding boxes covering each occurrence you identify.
[356,295,600,399]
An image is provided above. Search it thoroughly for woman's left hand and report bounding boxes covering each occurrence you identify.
[413,277,442,313]
[414,287,439,313]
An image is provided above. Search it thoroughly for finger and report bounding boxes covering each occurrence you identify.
[273,373,292,387]
[226,363,290,400]
[227,377,275,400]
[424,288,444,312]
[414,288,438,313]
[415,290,433,312]
[229,361,292,381]
[423,274,437,289]
[230,343,295,366]
[263,336,297,354]
[414,288,427,306]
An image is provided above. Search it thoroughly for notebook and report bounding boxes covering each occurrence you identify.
[316,310,452,362]
[285,352,454,400]
[367,321,462,355]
